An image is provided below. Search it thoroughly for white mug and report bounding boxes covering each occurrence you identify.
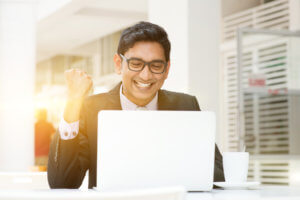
[223,152,249,183]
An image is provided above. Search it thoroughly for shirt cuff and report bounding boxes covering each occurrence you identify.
[59,117,79,140]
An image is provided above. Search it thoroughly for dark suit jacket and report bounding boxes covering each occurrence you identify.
[47,83,224,189]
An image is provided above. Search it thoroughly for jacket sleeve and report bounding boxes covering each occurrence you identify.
[192,96,225,182]
[213,144,225,182]
[47,101,90,189]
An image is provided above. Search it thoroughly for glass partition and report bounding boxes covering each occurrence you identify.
[236,28,300,186]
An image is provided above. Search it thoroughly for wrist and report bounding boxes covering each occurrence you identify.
[63,98,84,123]
[67,92,85,101]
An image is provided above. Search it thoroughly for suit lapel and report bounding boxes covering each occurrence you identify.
[105,84,173,111]
[105,82,122,110]
[158,90,173,110]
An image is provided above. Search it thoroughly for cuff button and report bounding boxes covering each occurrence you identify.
[72,132,77,136]
[64,132,68,137]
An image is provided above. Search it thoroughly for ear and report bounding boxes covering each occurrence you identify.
[114,53,122,75]
[164,60,171,79]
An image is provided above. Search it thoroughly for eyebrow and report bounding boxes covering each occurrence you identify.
[128,57,166,62]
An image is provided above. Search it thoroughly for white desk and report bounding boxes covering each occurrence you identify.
[187,186,300,200]
[0,187,299,200]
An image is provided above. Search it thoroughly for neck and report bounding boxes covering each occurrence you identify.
[122,88,155,107]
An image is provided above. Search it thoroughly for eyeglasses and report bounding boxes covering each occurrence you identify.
[119,54,167,74]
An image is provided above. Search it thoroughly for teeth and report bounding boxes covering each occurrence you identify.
[135,81,151,88]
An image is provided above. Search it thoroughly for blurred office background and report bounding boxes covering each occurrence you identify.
[0,0,299,188]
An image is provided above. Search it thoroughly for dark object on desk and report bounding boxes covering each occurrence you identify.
[47,83,225,189]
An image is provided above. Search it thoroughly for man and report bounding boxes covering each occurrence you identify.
[47,21,224,189]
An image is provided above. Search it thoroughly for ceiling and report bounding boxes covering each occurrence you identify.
[37,0,148,62]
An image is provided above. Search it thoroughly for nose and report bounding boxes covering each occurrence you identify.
[138,64,153,80]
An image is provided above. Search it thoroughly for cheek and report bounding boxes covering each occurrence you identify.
[122,70,136,83]
[155,74,167,83]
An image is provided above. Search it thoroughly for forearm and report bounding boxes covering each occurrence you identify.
[47,130,89,188]
[214,144,225,182]
[63,98,83,123]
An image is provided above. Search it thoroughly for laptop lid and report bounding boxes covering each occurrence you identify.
[97,111,216,191]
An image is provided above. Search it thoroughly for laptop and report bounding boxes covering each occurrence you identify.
[96,111,216,192]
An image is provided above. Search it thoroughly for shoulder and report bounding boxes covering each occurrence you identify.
[82,92,114,109]
[84,93,109,104]
[83,82,121,107]
[160,89,196,100]
[159,89,200,111]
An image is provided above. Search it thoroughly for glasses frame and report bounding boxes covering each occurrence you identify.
[119,54,167,74]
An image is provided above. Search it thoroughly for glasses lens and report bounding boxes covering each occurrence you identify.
[128,59,144,71]
[150,62,166,73]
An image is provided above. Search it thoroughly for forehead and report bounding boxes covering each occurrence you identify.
[124,41,165,61]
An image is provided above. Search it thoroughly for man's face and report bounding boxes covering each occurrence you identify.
[114,41,170,106]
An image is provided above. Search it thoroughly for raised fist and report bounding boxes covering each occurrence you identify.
[64,69,93,99]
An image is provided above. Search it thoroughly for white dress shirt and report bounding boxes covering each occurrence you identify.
[59,84,158,140]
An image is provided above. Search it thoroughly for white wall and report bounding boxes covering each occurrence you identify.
[148,0,189,93]
[148,0,223,147]
[0,0,36,171]
[222,0,260,17]
[188,0,221,146]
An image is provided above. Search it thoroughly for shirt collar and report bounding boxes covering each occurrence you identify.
[119,84,158,110]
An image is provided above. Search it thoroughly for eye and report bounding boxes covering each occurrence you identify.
[132,62,142,66]
[129,60,143,68]
[150,62,164,69]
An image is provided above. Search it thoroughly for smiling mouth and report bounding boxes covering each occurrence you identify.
[134,80,153,88]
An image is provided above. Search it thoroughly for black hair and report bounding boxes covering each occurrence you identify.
[117,21,171,61]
